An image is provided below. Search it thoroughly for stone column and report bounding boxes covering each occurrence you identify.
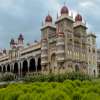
[12,63,14,73]
[5,65,7,72]
[18,62,20,77]
[1,65,3,73]
[20,61,23,77]
[9,63,12,72]
[35,57,38,73]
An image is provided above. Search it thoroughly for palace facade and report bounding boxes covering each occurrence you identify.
[0,4,98,77]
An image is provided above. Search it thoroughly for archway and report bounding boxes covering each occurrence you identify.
[29,58,36,72]
[75,65,79,72]
[3,65,6,73]
[0,66,2,72]
[51,53,56,68]
[22,60,28,76]
[14,63,18,74]
[7,64,10,72]
[93,70,96,77]
[37,58,41,71]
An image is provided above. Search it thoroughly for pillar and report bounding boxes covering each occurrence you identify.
[35,57,38,73]
[18,62,20,77]
[20,61,23,77]
[5,65,7,72]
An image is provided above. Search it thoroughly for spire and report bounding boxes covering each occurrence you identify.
[57,12,58,19]
[64,1,66,6]
[42,20,44,26]
[71,11,73,18]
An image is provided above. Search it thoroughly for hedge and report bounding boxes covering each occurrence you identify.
[0,80,100,100]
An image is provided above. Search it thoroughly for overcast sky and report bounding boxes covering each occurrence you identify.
[0,0,100,49]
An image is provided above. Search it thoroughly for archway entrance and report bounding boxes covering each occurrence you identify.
[75,65,79,72]
[37,58,41,71]
[93,70,96,77]
[7,64,10,72]
[14,63,18,74]
[29,58,36,72]
[22,60,28,76]
[3,65,6,73]
[0,66,2,72]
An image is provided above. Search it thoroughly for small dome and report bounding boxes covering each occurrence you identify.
[75,14,82,22]
[61,5,69,15]
[18,34,24,40]
[45,14,52,22]
[10,38,15,45]
[3,49,6,54]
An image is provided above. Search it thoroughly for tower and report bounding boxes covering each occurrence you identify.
[87,33,97,76]
[10,38,16,49]
[56,32,65,72]
[18,34,24,49]
[55,4,74,71]
[41,14,56,73]
[73,14,88,73]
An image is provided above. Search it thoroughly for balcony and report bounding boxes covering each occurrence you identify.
[57,57,65,62]
[41,54,48,58]
[56,50,65,54]
[41,60,48,65]
[56,42,64,46]
[41,47,48,50]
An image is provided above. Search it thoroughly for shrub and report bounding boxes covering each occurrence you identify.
[82,92,100,100]
[41,89,71,100]
[23,72,92,83]
[1,72,15,81]
[72,92,82,100]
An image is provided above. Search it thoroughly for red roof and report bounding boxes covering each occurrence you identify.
[45,14,52,22]
[75,14,82,22]
[61,5,69,15]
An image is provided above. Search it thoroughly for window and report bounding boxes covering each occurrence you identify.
[93,48,95,53]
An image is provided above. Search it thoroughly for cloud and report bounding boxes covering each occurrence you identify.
[0,0,99,49]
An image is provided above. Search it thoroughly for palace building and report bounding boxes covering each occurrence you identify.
[0,4,98,77]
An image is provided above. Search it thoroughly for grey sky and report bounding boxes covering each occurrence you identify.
[0,0,99,49]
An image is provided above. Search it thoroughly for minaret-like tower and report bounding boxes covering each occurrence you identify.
[73,14,87,73]
[87,33,97,76]
[10,38,16,49]
[41,14,56,73]
[9,38,18,60]
[18,34,24,49]
[55,4,74,71]
[56,32,65,71]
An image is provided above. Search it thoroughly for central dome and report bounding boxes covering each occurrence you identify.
[61,5,69,15]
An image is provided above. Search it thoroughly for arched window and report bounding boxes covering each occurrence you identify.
[37,58,41,71]
[3,65,6,73]
[29,58,36,72]
[7,64,10,72]
[75,65,79,72]
[93,70,96,77]
[0,66,2,72]
[22,60,28,76]
[14,63,18,74]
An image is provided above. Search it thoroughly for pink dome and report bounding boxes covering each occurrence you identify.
[75,14,82,22]
[45,14,52,22]
[61,5,69,15]
[18,34,24,40]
